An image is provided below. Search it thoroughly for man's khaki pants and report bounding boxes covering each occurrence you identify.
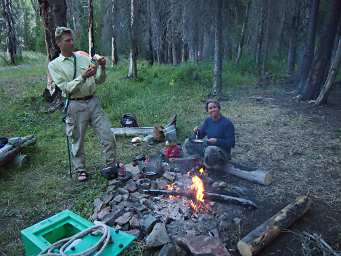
[65,97,116,173]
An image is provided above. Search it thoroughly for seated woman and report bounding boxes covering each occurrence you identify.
[183,99,235,170]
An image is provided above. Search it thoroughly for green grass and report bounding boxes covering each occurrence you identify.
[0,51,46,66]
[0,56,260,255]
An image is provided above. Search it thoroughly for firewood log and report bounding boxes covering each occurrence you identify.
[224,164,272,186]
[143,189,257,208]
[237,195,311,256]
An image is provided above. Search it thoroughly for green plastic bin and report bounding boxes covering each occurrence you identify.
[21,210,135,255]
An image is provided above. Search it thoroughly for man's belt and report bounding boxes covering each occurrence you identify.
[70,95,94,101]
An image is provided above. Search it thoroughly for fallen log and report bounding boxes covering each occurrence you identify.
[224,164,272,186]
[111,127,154,136]
[237,195,311,256]
[143,189,257,209]
[0,135,36,166]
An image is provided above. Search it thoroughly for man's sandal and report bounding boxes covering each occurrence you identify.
[77,171,88,182]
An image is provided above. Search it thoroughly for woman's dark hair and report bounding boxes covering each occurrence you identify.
[205,99,221,112]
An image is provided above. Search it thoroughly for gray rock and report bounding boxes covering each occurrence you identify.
[106,185,116,193]
[113,194,123,203]
[125,163,141,176]
[122,193,129,201]
[145,223,170,248]
[151,180,159,189]
[125,180,138,193]
[233,217,241,225]
[156,179,169,190]
[93,198,104,213]
[108,179,120,186]
[115,212,132,225]
[142,214,158,234]
[117,188,129,195]
[212,181,227,190]
[90,212,97,222]
[101,192,114,205]
[97,207,111,220]
[126,229,141,238]
[102,208,125,226]
[208,228,220,239]
[130,192,146,202]
[159,243,177,256]
[134,203,147,212]
[137,178,152,189]
[163,172,176,182]
[129,215,140,229]
[175,244,188,256]
[141,199,155,210]
[176,235,231,256]
[121,222,130,231]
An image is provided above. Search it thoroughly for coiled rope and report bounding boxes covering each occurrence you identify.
[39,221,111,256]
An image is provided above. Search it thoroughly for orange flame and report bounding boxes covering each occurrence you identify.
[190,175,205,202]
[166,183,178,200]
[198,167,205,175]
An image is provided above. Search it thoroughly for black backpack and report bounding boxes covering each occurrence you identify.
[120,113,138,127]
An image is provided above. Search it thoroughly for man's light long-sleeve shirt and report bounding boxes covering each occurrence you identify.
[48,53,106,98]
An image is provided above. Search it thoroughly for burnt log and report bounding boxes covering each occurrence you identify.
[224,164,272,186]
[0,135,36,166]
[237,195,311,256]
[143,189,257,209]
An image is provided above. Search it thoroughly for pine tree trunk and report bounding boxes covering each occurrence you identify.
[147,0,154,65]
[181,41,188,63]
[128,0,138,79]
[276,9,286,58]
[236,0,250,64]
[260,0,269,76]
[1,0,17,64]
[255,2,265,70]
[170,0,178,65]
[111,0,118,66]
[38,0,67,61]
[297,0,319,94]
[212,0,223,97]
[315,36,341,105]
[301,0,341,100]
[88,0,94,56]
[287,1,301,76]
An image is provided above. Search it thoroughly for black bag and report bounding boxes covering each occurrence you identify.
[120,113,138,127]
[0,137,8,149]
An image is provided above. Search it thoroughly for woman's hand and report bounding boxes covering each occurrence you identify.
[207,138,217,144]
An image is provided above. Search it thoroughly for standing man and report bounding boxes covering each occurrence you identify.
[48,27,117,181]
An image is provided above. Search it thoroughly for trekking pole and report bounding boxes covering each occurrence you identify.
[63,98,72,177]
[66,134,72,177]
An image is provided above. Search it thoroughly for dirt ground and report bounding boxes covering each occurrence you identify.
[218,80,341,255]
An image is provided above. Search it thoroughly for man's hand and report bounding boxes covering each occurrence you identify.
[97,57,106,67]
[82,66,97,79]
[207,138,217,144]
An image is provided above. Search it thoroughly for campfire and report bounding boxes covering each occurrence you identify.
[189,175,205,211]
[91,159,259,255]
[165,167,208,212]
[146,166,256,213]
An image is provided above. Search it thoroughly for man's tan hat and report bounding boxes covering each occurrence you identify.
[55,27,73,39]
